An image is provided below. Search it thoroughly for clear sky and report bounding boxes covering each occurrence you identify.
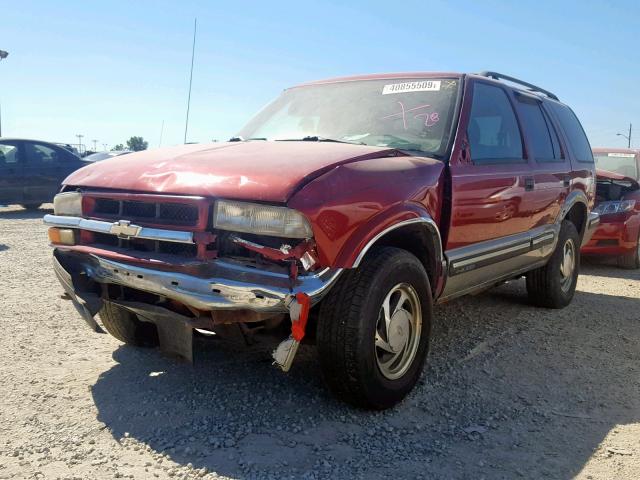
[1,0,638,150]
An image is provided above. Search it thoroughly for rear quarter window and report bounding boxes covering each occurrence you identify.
[548,103,593,163]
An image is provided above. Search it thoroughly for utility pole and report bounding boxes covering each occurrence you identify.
[76,134,84,155]
[159,119,165,147]
[627,123,632,149]
[92,139,98,151]
[102,143,108,151]
[617,123,632,148]
[183,18,197,144]
[0,50,8,138]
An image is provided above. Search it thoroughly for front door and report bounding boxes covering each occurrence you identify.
[442,80,540,299]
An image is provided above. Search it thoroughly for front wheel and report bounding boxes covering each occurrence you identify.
[317,247,432,409]
[526,220,580,308]
[99,302,158,347]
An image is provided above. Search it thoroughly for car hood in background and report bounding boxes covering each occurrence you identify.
[64,142,405,202]
[596,168,640,190]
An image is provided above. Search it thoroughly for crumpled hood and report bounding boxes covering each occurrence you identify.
[596,168,640,189]
[64,141,402,202]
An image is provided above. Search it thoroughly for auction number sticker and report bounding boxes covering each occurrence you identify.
[608,152,636,157]
[382,80,441,95]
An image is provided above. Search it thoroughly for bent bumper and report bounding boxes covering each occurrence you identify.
[582,212,600,247]
[581,213,639,256]
[53,249,342,314]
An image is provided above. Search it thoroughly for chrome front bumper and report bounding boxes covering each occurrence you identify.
[53,249,342,314]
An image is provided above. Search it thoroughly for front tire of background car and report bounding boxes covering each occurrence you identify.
[617,234,640,269]
[317,247,432,410]
[99,302,159,347]
[526,220,580,309]
[21,203,42,210]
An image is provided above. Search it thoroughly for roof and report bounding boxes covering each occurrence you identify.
[289,71,561,103]
[291,72,463,88]
[0,137,66,145]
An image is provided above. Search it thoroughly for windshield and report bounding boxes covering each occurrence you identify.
[237,78,460,156]
[594,152,639,179]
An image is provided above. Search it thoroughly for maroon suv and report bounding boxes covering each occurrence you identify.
[45,71,598,408]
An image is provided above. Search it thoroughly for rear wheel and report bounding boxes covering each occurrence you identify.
[526,220,580,308]
[617,234,640,269]
[317,247,432,409]
[21,203,42,210]
[99,302,158,346]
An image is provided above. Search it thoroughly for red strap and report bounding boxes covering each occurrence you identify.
[291,293,311,342]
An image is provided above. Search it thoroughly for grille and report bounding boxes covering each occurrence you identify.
[92,198,200,226]
[91,232,198,258]
[597,239,619,246]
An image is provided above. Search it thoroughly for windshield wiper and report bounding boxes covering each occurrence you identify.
[228,136,267,142]
[275,136,365,145]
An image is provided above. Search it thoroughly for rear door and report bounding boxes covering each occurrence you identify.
[0,140,25,204]
[23,142,82,204]
[513,92,570,230]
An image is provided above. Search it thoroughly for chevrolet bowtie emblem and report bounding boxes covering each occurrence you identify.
[110,220,142,238]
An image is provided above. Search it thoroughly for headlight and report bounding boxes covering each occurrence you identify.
[213,200,313,238]
[593,200,636,215]
[53,192,83,216]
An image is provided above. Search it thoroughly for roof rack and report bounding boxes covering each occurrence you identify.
[477,71,559,101]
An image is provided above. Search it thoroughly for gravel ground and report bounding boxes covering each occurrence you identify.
[0,204,638,480]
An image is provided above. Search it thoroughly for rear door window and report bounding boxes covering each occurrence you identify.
[548,103,593,163]
[467,83,524,164]
[515,95,563,162]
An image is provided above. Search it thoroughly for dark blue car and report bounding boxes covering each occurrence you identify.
[0,138,86,209]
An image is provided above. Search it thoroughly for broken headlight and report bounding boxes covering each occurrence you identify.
[593,200,636,215]
[213,200,313,238]
[53,192,82,216]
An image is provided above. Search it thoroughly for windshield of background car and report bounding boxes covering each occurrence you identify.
[594,152,639,179]
[237,78,460,157]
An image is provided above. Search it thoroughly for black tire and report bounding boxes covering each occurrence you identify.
[526,220,580,308]
[617,234,640,269]
[317,247,432,409]
[99,302,158,346]
[21,203,42,210]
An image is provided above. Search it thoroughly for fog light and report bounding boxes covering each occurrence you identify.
[48,228,76,245]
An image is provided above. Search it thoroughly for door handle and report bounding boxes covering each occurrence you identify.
[524,177,535,191]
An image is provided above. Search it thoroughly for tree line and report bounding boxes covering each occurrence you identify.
[112,136,148,152]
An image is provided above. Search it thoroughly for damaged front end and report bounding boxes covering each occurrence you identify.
[45,192,341,369]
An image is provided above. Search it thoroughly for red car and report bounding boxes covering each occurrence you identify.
[582,149,640,268]
[44,71,598,408]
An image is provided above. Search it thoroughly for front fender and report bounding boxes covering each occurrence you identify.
[337,203,443,268]
[288,155,445,268]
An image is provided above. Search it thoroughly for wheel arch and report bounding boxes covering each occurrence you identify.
[560,191,589,241]
[351,217,444,294]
